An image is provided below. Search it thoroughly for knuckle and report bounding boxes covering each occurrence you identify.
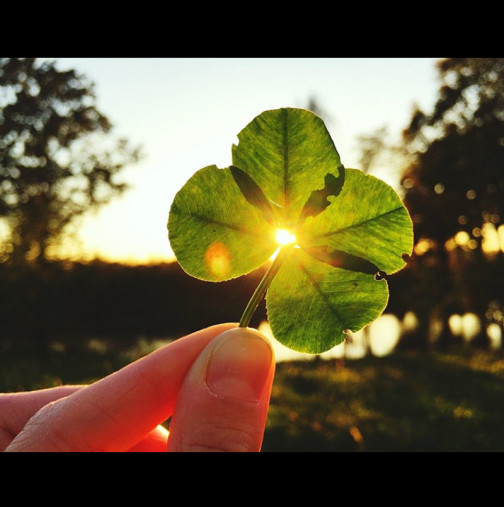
[8,399,84,452]
[180,419,258,452]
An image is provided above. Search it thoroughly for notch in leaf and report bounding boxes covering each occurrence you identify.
[298,165,345,224]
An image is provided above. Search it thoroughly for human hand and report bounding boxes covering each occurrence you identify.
[0,324,275,452]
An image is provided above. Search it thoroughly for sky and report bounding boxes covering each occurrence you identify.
[48,58,442,264]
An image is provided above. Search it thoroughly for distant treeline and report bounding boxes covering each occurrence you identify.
[0,260,266,354]
[1,254,502,355]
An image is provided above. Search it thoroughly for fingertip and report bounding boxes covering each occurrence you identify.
[205,327,275,402]
[167,325,275,452]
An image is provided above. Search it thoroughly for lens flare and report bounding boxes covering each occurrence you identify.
[205,242,230,278]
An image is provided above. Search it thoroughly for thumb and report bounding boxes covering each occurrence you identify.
[167,327,275,452]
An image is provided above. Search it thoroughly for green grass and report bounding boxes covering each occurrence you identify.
[2,346,504,451]
[263,349,504,452]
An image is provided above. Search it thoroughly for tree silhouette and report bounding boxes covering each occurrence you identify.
[355,125,389,174]
[0,58,141,265]
[399,58,504,349]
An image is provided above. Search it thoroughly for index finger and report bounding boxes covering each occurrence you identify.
[6,323,236,452]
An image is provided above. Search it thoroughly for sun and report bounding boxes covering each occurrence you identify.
[275,228,296,246]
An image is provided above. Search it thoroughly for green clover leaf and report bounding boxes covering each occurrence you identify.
[168,107,413,354]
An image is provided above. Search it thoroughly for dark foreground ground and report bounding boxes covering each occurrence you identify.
[2,346,503,452]
[264,349,504,451]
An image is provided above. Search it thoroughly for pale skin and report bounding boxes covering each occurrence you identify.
[0,324,275,452]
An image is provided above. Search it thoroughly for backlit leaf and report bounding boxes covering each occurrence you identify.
[232,108,343,229]
[167,108,413,353]
[267,247,389,353]
[168,165,276,281]
[298,169,413,275]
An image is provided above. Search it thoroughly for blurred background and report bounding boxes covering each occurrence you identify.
[1,57,503,451]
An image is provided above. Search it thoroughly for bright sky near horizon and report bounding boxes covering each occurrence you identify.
[48,58,442,264]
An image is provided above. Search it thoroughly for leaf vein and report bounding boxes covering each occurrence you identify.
[314,206,404,238]
[282,108,289,215]
[297,258,344,326]
[173,208,264,238]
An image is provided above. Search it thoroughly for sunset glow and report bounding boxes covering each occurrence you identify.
[34,58,440,264]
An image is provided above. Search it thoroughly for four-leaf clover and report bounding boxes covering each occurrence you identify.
[168,108,413,353]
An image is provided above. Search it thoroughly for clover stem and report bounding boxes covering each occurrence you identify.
[239,247,286,328]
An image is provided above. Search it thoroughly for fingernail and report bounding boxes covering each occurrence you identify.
[206,328,273,402]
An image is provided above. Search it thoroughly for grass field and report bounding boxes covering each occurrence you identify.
[264,349,504,451]
[2,345,504,452]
